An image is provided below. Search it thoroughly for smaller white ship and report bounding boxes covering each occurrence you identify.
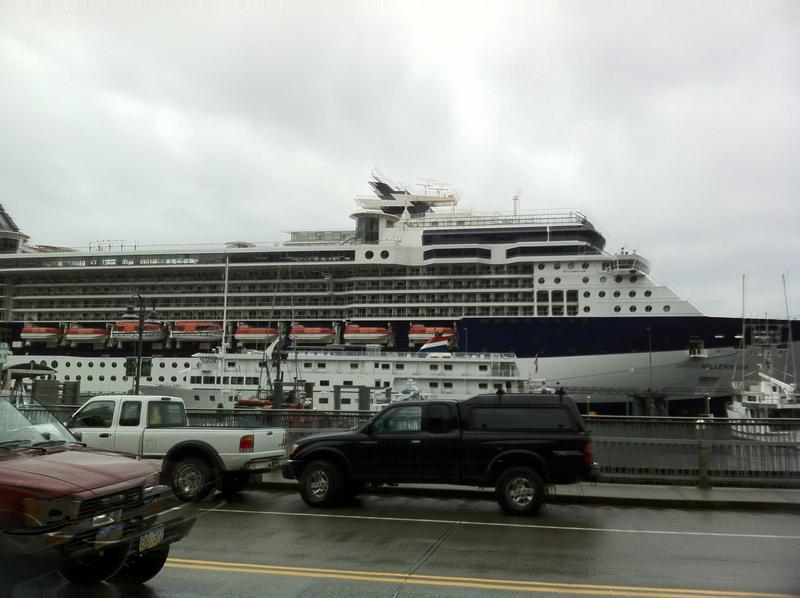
[726,323,800,442]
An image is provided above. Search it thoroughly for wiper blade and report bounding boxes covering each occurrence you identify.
[31,440,67,448]
[0,440,33,450]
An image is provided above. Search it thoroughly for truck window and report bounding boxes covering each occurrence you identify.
[427,404,455,434]
[372,405,422,434]
[119,401,142,426]
[73,401,115,428]
[147,402,187,428]
[469,407,575,431]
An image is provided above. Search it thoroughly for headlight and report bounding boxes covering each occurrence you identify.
[22,497,80,527]
[290,443,300,456]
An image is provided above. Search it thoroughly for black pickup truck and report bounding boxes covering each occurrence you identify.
[283,393,598,515]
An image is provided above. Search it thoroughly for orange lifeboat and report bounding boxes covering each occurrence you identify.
[110,320,167,343]
[171,321,224,343]
[234,325,279,345]
[289,325,335,345]
[343,325,391,345]
[65,324,109,345]
[20,325,60,344]
[408,324,455,346]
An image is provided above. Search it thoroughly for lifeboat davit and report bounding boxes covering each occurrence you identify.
[343,325,391,345]
[20,325,60,344]
[408,324,455,346]
[110,320,167,343]
[289,325,335,345]
[234,325,279,345]
[171,321,224,343]
[65,324,109,345]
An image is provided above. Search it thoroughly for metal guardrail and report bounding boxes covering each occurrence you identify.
[17,404,800,489]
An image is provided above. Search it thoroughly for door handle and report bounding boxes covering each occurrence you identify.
[99,433,111,438]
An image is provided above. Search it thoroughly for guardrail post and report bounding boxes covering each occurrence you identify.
[695,418,712,489]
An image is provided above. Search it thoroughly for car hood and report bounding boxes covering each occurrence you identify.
[0,447,158,497]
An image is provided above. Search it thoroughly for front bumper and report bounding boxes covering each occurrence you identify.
[0,485,198,559]
[282,459,302,480]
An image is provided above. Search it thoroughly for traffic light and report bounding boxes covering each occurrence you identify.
[125,357,137,377]
[140,358,152,377]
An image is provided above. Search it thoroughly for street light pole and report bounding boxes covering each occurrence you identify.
[131,293,145,395]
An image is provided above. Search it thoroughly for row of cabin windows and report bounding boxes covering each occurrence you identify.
[188,376,260,385]
[62,375,181,383]
[50,360,192,369]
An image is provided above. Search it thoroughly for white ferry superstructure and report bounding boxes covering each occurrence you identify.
[1,173,797,413]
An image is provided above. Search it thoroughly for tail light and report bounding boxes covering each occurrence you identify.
[239,434,254,453]
[583,441,593,464]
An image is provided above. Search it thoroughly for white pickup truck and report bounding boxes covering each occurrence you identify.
[67,395,286,501]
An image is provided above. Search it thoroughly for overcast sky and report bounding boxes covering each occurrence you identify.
[1,1,797,318]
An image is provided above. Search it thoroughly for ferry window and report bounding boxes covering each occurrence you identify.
[64,361,71,367]
[194,395,200,401]
[429,382,439,388]
[232,377,244,384]
[246,377,258,384]
[77,362,82,368]
[375,380,382,388]
[111,376,117,381]
[341,398,351,404]
[582,277,589,284]
[644,290,652,297]
[396,364,404,370]
[222,377,230,384]
[554,278,561,284]
[582,262,589,269]
[552,306,564,316]
[99,362,105,368]
[76,375,82,381]
[203,376,214,384]
[171,376,177,382]
[119,402,141,427]
[479,383,488,389]
[320,380,330,386]
[566,290,578,302]
[567,305,578,316]
[444,364,452,371]
[350,363,359,369]
[210,396,216,402]
[630,276,638,283]
[552,290,564,302]
[319,397,329,404]
[645,306,653,312]
[156,376,163,382]
[112,362,117,368]
[479,365,488,371]
[365,251,374,259]
[629,306,637,312]
[99,376,105,381]
[663,305,671,312]
[583,306,591,313]
[317,363,326,369]
[629,291,636,297]
[88,362,94,367]
[190,376,199,384]
[123,376,128,381]
[384,381,390,387]
[51,360,58,368]
[599,291,606,298]
[537,264,544,270]
[430,364,439,370]
[343,381,353,386]
[554,263,561,270]
[614,306,621,312]
[381,364,390,370]
[536,290,548,302]
[158,362,164,368]
[380,251,389,259]
[443,382,453,388]
[613,291,621,297]
[615,276,623,283]
[226,362,235,368]
[538,277,545,284]
[304,362,312,368]
[146,377,153,382]
[583,291,590,298]
[172,363,178,368]
[64,375,70,381]
[537,305,549,316]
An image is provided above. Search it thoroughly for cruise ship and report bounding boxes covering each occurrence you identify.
[1,173,797,413]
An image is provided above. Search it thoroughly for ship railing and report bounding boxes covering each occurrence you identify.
[403,209,591,228]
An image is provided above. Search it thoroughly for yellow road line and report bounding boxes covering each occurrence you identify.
[165,558,798,598]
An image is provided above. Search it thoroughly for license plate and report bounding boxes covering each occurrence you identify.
[95,524,124,549]
[139,526,165,552]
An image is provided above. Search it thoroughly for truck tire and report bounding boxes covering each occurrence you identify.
[59,544,128,584]
[299,460,345,507]
[220,472,251,497]
[110,545,170,584]
[171,457,214,501]
[495,467,546,516]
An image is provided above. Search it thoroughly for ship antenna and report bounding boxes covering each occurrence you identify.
[513,190,521,216]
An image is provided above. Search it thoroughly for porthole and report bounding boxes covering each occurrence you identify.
[172,362,178,368]
[123,376,128,381]
[99,376,105,381]
[582,277,589,284]
[380,250,389,259]
[614,276,623,283]
[160,362,165,368]
[583,291,590,298]
[614,306,621,313]
[64,375,71,381]
[663,305,671,312]
[629,291,636,297]
[599,291,606,298]
[147,377,153,382]
[538,278,545,284]
[567,262,574,269]
[51,360,58,368]
[111,376,117,381]
[537,264,545,270]
[76,362,82,368]
[630,275,638,283]
[365,250,374,259]
[111,362,117,368]
[582,262,589,269]
[554,263,561,270]
[171,376,177,382]
[600,276,607,283]
[184,362,190,368]
[630,306,637,312]
[99,362,105,368]
[66,361,71,367]
[554,278,561,284]
[583,306,591,313]
[613,291,621,297]
[645,306,653,312]
[644,290,652,297]
[76,375,82,381]
[87,375,93,381]
[88,362,93,368]
[158,376,165,382]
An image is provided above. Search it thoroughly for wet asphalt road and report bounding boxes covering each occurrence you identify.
[5,488,800,597]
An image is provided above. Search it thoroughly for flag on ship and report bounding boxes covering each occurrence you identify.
[417,336,450,353]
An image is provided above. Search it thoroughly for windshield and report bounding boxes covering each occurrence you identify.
[0,399,79,447]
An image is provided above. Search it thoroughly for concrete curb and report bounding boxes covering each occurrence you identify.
[251,479,800,512]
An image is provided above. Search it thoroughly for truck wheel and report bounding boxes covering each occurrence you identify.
[299,460,345,507]
[110,545,170,584]
[59,544,128,584]
[220,472,251,497]
[495,467,546,516]
[171,458,214,501]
